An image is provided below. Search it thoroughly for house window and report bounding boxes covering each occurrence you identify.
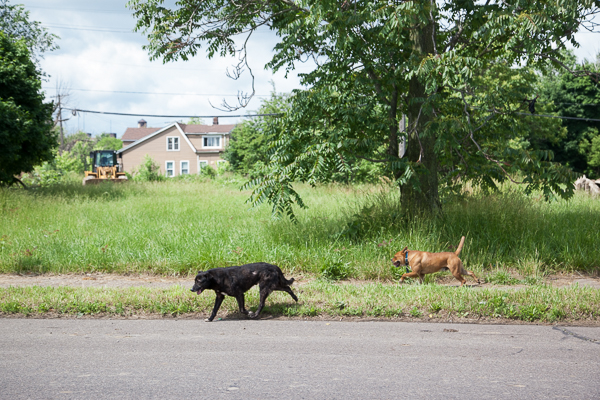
[180,160,189,175]
[203,136,221,148]
[167,136,180,151]
[166,161,175,177]
[198,160,208,172]
[217,160,228,168]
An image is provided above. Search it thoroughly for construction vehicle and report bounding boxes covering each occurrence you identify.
[83,150,128,185]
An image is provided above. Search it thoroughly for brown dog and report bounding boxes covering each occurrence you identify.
[391,236,480,286]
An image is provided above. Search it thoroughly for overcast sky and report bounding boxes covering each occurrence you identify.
[16,1,600,138]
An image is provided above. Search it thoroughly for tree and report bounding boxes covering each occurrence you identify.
[0,32,55,186]
[94,133,123,151]
[129,0,598,218]
[538,53,600,178]
[187,117,205,125]
[223,88,290,176]
[0,0,59,64]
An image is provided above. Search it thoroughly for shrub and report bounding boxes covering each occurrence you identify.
[320,258,352,280]
[133,155,165,182]
[199,165,216,178]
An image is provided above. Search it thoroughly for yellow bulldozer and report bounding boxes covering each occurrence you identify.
[83,150,128,185]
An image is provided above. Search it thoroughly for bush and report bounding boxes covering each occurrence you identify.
[133,155,165,182]
[199,165,216,179]
[320,257,352,280]
[20,151,84,187]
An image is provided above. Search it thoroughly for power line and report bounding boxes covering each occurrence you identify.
[42,24,134,33]
[514,112,600,122]
[64,106,598,122]
[64,108,283,118]
[43,87,270,97]
[28,6,130,14]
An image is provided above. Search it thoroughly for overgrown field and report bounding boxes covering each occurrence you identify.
[1,177,598,279]
[1,282,599,323]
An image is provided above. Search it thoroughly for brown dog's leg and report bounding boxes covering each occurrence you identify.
[451,271,467,286]
[465,270,480,284]
[400,271,421,283]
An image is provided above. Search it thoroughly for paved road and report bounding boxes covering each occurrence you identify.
[1,319,598,399]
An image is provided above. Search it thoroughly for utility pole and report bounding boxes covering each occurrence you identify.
[57,94,64,155]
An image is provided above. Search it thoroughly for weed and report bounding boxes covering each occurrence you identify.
[320,258,352,281]
[518,305,546,321]
[485,271,519,285]
[429,302,443,313]
[545,307,566,322]
[409,307,423,317]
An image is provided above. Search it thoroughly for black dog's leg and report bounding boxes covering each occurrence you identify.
[279,286,298,302]
[250,288,272,318]
[206,293,225,322]
[235,294,249,315]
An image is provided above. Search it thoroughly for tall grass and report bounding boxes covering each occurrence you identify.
[1,177,598,278]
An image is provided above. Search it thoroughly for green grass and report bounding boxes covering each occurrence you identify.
[1,177,599,279]
[1,281,598,323]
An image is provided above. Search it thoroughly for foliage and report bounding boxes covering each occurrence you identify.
[1,283,598,323]
[186,117,205,125]
[320,257,352,281]
[198,164,217,178]
[1,179,599,277]
[0,31,56,186]
[0,0,59,64]
[223,88,290,177]
[55,151,84,175]
[94,134,123,151]
[132,155,165,182]
[538,53,600,178]
[129,0,597,219]
[20,150,84,187]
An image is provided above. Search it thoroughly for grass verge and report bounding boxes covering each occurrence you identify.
[1,281,598,324]
[1,179,599,279]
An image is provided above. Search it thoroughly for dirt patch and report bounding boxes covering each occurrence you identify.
[0,272,599,289]
[0,273,190,289]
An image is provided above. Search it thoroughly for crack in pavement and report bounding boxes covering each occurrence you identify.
[553,326,599,345]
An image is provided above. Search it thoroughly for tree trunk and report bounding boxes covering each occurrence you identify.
[400,17,439,216]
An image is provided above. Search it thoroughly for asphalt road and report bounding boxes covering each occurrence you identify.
[1,319,598,399]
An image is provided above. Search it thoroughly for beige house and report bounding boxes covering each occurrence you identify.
[118,118,235,176]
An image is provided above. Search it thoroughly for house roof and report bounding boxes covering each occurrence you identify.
[180,123,236,134]
[121,123,236,143]
[117,122,236,154]
[121,127,161,142]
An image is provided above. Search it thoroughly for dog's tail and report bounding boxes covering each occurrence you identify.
[455,236,466,256]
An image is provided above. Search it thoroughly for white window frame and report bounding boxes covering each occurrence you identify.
[216,160,228,168]
[165,161,175,177]
[197,159,208,172]
[202,135,221,149]
[180,160,189,175]
[166,136,180,151]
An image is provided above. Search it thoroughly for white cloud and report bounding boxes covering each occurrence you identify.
[17,0,600,137]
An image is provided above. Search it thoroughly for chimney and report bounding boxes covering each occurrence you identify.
[109,133,117,138]
[86,133,92,138]
[138,119,147,128]
[213,117,219,125]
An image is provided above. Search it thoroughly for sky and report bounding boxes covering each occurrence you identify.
[15,0,600,139]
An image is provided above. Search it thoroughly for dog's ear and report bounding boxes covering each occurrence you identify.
[402,246,408,253]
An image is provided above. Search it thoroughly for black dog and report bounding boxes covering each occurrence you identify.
[191,262,298,322]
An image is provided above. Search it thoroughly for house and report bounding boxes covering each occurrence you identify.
[117,117,235,176]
